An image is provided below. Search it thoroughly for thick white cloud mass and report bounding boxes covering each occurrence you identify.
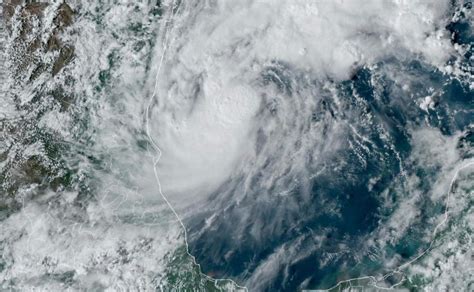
[149,0,456,209]
[1,0,471,290]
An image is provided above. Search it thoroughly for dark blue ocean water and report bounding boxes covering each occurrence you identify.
[186,4,473,291]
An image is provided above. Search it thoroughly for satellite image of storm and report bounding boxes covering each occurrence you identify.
[1,0,473,291]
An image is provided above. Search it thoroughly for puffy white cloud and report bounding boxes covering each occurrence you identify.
[147,0,457,210]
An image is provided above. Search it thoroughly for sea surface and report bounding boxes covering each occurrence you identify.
[0,1,473,291]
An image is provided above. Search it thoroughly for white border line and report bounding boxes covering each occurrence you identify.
[144,1,248,291]
[143,2,473,291]
[312,160,474,291]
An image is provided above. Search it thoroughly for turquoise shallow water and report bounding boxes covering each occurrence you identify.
[187,61,473,290]
[186,5,474,290]
[0,1,472,291]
